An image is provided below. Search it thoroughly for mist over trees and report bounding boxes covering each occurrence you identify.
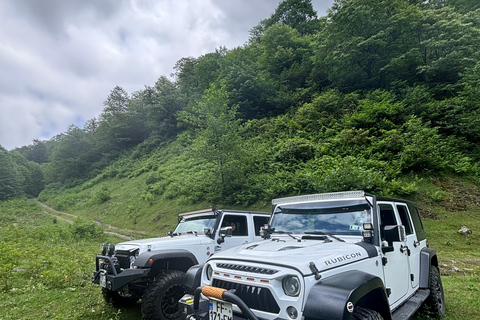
[2,0,480,203]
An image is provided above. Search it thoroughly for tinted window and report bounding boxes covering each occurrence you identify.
[379,203,397,239]
[397,205,413,235]
[222,215,248,236]
[407,203,426,241]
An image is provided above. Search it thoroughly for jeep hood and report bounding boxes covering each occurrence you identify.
[115,234,209,252]
[210,238,374,275]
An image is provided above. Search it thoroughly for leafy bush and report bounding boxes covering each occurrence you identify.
[90,188,111,204]
[383,178,418,197]
[276,138,315,164]
[70,219,103,240]
[145,172,161,185]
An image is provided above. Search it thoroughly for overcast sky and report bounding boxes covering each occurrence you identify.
[0,0,334,150]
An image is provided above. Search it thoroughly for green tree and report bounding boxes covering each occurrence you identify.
[145,76,186,138]
[97,86,150,153]
[415,6,480,95]
[218,45,279,119]
[258,24,314,112]
[313,0,480,93]
[45,125,100,184]
[9,151,45,197]
[0,146,20,200]
[174,49,227,104]
[250,0,320,40]
[315,0,417,90]
[445,0,480,13]
[15,139,49,164]
[178,84,244,199]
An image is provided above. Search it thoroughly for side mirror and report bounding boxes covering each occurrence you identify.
[220,226,232,238]
[384,225,406,244]
[259,224,271,239]
[168,231,174,238]
[217,226,232,244]
[382,225,406,253]
[204,228,212,237]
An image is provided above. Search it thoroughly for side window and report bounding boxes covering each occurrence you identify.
[379,203,397,239]
[222,215,248,236]
[407,203,426,241]
[397,204,413,235]
[254,216,270,236]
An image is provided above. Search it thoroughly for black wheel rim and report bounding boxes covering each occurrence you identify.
[435,280,445,313]
[161,284,186,319]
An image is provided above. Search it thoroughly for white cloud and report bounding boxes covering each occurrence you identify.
[0,0,333,150]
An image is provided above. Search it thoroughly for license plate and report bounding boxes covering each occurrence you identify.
[100,272,107,288]
[209,299,233,320]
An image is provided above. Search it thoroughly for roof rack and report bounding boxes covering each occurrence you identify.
[272,191,366,206]
[178,208,214,216]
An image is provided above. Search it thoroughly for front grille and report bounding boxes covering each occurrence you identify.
[216,263,278,275]
[212,279,280,314]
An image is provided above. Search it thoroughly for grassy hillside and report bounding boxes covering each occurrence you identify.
[36,139,272,236]
[0,199,141,319]
[11,171,476,319]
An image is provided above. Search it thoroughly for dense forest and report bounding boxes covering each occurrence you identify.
[1,0,480,205]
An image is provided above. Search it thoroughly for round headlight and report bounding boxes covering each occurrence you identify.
[282,276,301,297]
[206,264,213,281]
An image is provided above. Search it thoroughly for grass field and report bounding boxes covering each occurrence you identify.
[1,185,479,319]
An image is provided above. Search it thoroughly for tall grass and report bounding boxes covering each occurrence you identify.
[0,199,139,320]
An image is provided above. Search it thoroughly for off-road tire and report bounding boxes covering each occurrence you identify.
[353,307,384,320]
[102,287,140,307]
[425,266,446,318]
[141,270,187,320]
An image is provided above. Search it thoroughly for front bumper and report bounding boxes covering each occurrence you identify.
[91,255,149,291]
[180,286,262,320]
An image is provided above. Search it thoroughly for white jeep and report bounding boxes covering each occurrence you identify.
[91,208,270,320]
[180,191,445,320]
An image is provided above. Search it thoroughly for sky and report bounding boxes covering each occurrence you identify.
[0,0,334,151]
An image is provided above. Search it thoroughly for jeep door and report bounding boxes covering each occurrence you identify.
[378,202,410,307]
[395,203,420,289]
[217,214,252,251]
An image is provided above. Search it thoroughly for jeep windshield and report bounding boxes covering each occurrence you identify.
[174,215,217,234]
[271,200,371,236]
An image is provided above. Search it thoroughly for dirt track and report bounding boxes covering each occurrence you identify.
[36,200,149,241]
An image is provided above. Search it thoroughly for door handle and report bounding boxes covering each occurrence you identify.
[400,245,411,256]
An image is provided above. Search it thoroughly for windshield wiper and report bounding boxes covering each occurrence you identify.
[186,231,198,236]
[168,231,181,237]
[304,231,345,242]
[271,230,301,242]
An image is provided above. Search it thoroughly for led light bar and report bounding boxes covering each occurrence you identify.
[178,208,213,216]
[272,191,366,206]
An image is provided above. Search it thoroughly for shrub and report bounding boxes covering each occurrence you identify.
[70,219,102,240]
[276,138,315,164]
[145,172,161,185]
[91,188,110,204]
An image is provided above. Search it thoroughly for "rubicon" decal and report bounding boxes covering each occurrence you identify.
[325,252,362,266]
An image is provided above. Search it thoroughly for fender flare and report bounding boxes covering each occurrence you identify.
[183,264,204,294]
[133,249,199,276]
[419,247,438,288]
[303,270,391,320]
